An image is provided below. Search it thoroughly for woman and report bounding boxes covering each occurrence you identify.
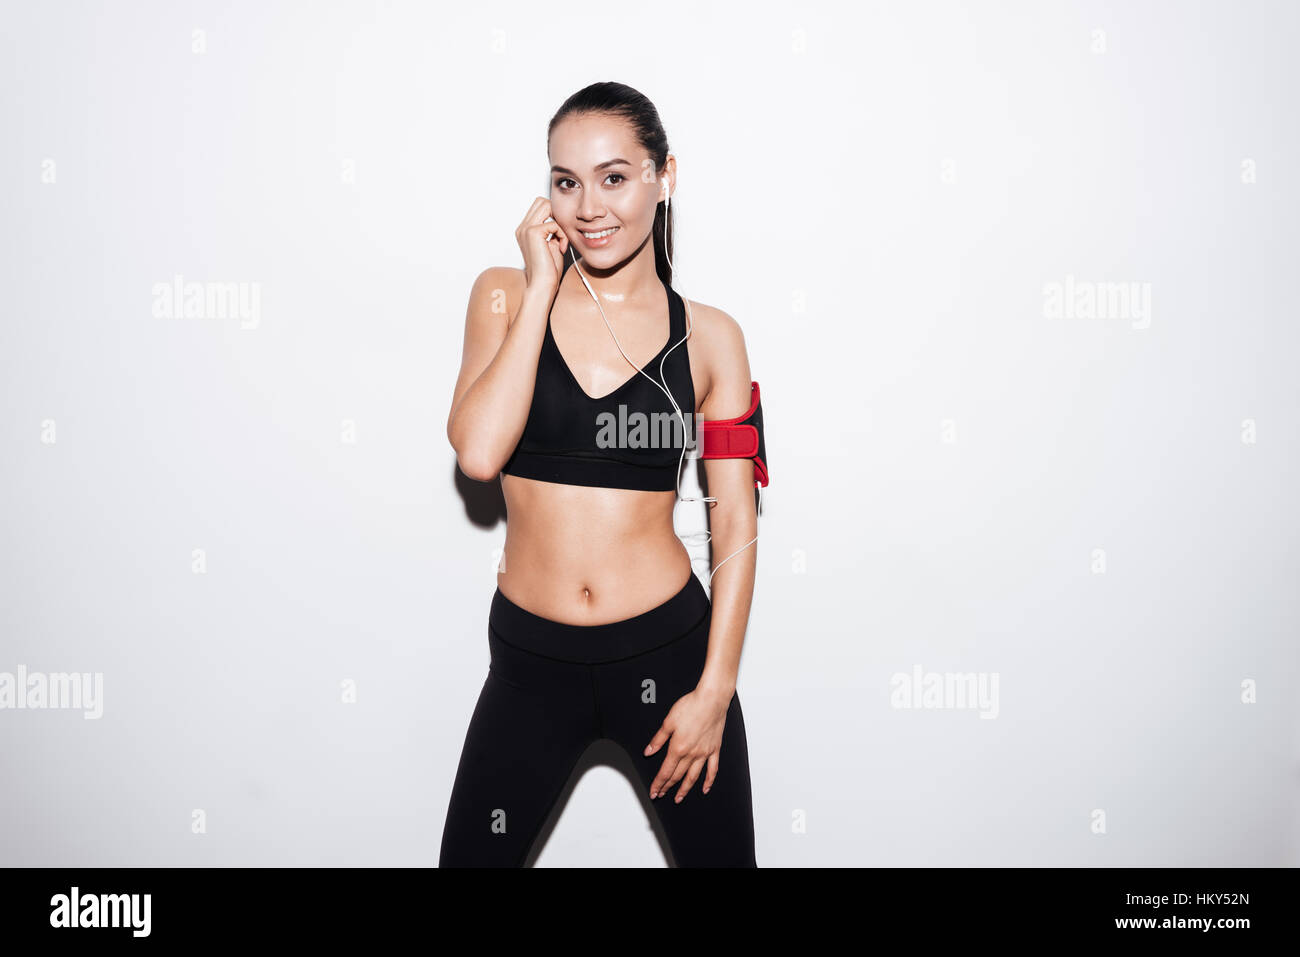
[440,82,759,867]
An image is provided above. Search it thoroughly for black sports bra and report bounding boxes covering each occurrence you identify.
[500,256,696,492]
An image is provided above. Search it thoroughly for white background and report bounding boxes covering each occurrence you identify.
[1,0,1296,866]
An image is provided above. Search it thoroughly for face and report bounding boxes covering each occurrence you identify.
[548,113,668,267]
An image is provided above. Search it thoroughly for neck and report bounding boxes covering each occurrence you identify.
[568,247,662,305]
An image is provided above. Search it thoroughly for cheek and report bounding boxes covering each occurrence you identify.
[612,196,656,227]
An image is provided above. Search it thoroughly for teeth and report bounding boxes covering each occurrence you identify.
[582,227,619,239]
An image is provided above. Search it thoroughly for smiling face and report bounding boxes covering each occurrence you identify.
[548,112,668,268]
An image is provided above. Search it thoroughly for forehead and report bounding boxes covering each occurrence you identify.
[549,113,643,169]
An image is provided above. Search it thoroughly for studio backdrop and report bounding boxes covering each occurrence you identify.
[2,0,1296,866]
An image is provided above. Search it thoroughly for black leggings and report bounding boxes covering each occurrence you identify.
[438,571,757,867]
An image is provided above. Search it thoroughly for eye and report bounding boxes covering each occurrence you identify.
[555,173,626,191]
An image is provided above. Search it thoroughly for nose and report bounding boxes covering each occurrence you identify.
[578,194,607,223]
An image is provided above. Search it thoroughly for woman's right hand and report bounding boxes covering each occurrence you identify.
[516,197,569,295]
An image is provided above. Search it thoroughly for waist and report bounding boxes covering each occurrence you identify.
[498,526,692,616]
[497,480,694,624]
[490,569,710,663]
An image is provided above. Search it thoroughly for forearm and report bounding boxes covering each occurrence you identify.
[447,283,555,477]
[695,498,758,701]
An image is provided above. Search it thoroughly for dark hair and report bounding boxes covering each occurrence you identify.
[548,82,674,286]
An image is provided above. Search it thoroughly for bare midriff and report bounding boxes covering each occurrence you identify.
[498,474,694,626]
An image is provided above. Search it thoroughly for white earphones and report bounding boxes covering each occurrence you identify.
[564,174,761,587]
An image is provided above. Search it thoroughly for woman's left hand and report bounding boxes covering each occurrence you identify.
[643,687,731,803]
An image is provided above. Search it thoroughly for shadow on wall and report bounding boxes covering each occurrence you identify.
[452,464,506,528]
[522,739,677,868]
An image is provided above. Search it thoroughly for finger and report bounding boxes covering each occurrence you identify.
[643,725,670,757]
[538,195,567,237]
[542,218,568,253]
[533,219,564,247]
[549,215,569,254]
[651,751,686,800]
[518,200,559,245]
[516,197,550,235]
[702,751,719,795]
[659,750,691,797]
[529,197,553,223]
[674,757,707,803]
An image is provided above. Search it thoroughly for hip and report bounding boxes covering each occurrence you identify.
[490,566,711,665]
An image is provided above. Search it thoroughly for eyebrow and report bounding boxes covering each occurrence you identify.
[551,158,633,176]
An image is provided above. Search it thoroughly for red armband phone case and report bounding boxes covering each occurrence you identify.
[698,380,768,488]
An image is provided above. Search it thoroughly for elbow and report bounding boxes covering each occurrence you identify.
[457,452,501,483]
[449,430,502,481]
[447,411,506,482]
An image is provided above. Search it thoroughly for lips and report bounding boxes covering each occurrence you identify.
[577,225,620,247]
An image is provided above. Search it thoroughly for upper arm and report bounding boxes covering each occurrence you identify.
[697,304,752,422]
[446,266,524,438]
[696,305,756,505]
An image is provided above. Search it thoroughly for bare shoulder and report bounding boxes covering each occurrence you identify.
[684,298,747,347]
[475,264,525,287]
[683,298,752,416]
[469,265,527,314]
